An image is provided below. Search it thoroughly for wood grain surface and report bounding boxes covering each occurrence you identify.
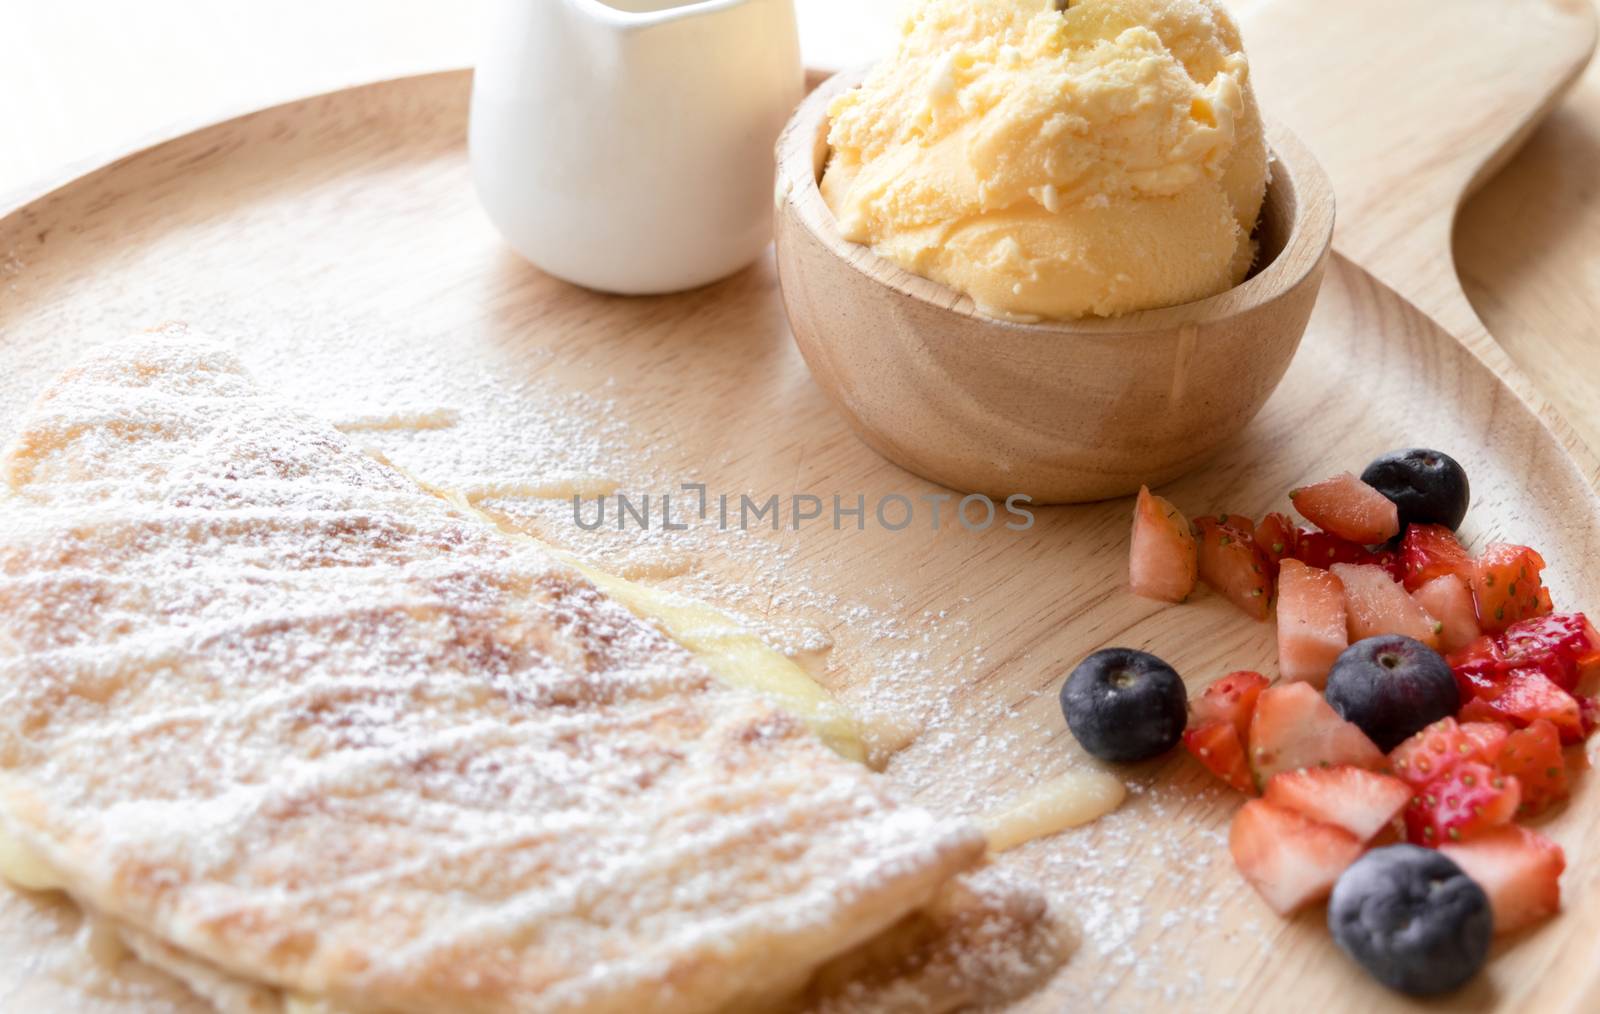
[3,0,1599,451]
[1245,0,1596,339]
[1456,54,1600,457]
[3,69,1600,1011]
[1239,0,1600,487]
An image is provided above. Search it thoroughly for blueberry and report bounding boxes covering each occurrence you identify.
[1360,449,1471,532]
[1329,845,1491,996]
[1060,648,1186,762]
[1324,635,1458,751]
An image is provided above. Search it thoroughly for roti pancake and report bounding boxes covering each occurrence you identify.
[0,336,999,1012]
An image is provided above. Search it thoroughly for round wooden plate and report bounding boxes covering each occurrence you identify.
[3,71,1599,1011]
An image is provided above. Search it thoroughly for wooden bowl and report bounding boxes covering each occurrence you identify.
[774,71,1336,504]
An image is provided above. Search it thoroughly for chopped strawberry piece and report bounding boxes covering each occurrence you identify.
[1500,613,1600,692]
[1331,563,1441,649]
[1387,717,1508,788]
[1264,765,1412,842]
[1448,615,1600,713]
[1290,528,1404,581]
[1582,696,1600,735]
[1536,585,1555,616]
[1469,667,1585,743]
[1367,547,1407,584]
[1403,761,1520,846]
[1248,682,1385,789]
[1471,543,1550,634]
[1183,673,1269,794]
[1129,485,1198,604]
[1412,574,1481,654]
[1276,560,1347,688]
[1497,668,1587,738]
[1459,721,1512,765]
[1193,515,1272,621]
[1398,524,1472,592]
[1458,696,1508,726]
[1440,826,1564,935]
[1229,799,1364,916]
[1449,635,1508,695]
[1183,719,1254,794]
[1192,670,1268,741]
[1292,527,1377,567]
[1254,512,1298,579]
[1289,472,1401,544]
[1494,719,1569,816]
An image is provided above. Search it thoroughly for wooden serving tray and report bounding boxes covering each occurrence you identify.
[1,65,1598,1013]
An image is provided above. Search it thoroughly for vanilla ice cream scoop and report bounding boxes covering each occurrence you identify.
[820,0,1268,320]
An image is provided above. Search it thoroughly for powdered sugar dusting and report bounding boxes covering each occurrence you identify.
[0,335,1016,1012]
[257,355,1175,1007]
[232,327,1149,1005]
[0,106,1279,1009]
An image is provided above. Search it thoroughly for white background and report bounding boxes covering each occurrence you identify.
[0,0,917,201]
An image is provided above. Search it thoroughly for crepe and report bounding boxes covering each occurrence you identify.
[0,335,1017,1012]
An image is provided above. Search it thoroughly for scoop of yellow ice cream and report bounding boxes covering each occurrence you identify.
[820,0,1268,320]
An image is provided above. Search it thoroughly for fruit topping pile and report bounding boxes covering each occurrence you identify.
[1079,448,1595,996]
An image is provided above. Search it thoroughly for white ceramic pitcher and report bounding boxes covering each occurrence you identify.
[470,0,803,295]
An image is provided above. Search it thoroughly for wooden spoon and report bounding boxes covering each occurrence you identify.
[773,72,1335,504]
